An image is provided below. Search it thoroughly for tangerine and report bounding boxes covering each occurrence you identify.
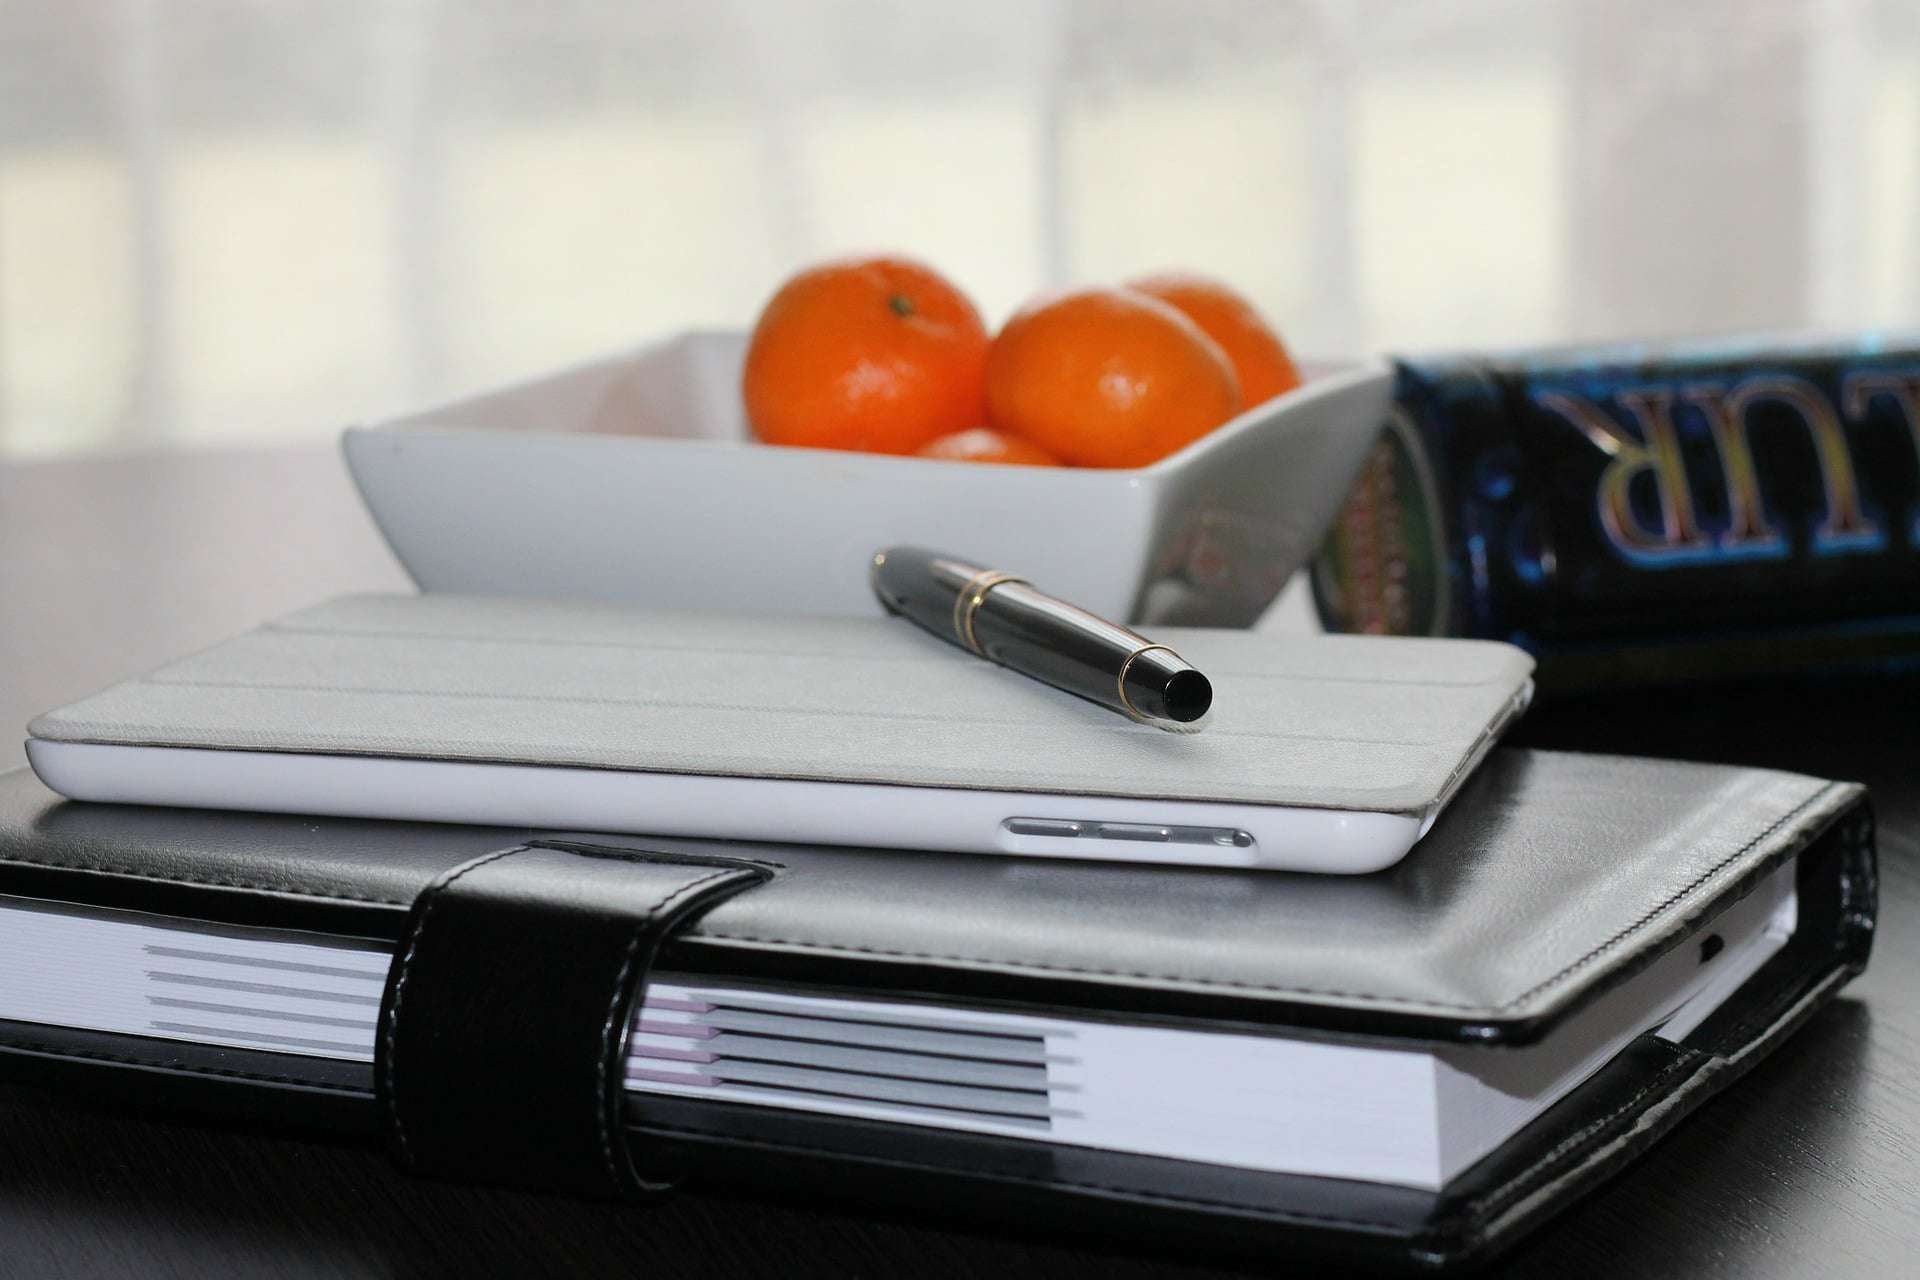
[916,427,1059,466]
[744,256,989,454]
[985,287,1242,468]
[1128,272,1301,406]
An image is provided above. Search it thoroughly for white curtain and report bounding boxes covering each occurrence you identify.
[1,0,1915,453]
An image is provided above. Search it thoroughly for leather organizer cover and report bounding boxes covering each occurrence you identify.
[0,749,1877,1271]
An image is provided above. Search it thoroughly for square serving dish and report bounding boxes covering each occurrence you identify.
[343,332,1392,626]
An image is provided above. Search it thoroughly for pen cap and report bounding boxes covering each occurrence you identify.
[968,578,1212,728]
[872,544,1212,732]
[1120,646,1213,725]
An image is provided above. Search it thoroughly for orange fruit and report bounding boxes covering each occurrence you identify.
[985,287,1242,468]
[916,427,1059,466]
[744,256,989,455]
[1128,272,1301,406]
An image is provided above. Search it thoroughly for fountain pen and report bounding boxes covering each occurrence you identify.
[870,546,1213,732]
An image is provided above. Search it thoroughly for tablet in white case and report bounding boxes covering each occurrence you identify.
[26,594,1534,873]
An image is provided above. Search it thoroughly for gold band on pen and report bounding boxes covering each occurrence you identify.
[1115,644,1179,723]
[952,570,1028,656]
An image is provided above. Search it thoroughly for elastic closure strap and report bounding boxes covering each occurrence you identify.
[375,842,771,1199]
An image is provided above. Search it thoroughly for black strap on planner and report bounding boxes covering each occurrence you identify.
[375,842,772,1199]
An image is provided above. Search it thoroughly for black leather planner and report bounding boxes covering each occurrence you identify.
[0,750,1876,1271]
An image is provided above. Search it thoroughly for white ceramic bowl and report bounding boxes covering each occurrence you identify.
[344,331,1392,626]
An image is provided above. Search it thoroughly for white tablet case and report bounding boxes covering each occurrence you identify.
[26,594,1535,871]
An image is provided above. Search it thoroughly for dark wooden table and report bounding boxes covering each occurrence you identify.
[1,447,1914,1278]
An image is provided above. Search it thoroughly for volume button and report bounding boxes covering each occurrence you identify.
[1004,819,1085,838]
[1093,823,1173,842]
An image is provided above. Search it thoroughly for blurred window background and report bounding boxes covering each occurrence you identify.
[0,0,1916,455]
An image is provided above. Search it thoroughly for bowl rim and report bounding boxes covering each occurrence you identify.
[1134,357,1392,476]
[343,333,1392,484]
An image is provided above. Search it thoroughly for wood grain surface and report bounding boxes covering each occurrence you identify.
[1,447,1914,1278]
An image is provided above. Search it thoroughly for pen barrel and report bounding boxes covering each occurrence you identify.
[972,585,1209,725]
[869,547,989,651]
[871,545,1212,727]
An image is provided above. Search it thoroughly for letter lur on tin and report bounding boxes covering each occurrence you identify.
[1313,334,1920,688]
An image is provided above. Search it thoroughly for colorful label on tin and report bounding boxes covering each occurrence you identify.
[1314,337,1920,675]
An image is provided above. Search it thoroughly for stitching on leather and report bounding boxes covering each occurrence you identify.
[595,865,750,1191]
[634,1119,1413,1232]
[1454,1051,1702,1230]
[1495,782,1840,1009]
[691,781,1844,1015]
[1718,966,1852,1070]
[1454,962,1855,1249]
[1707,921,1850,1058]
[0,1034,371,1095]
[0,854,411,906]
[380,843,528,1167]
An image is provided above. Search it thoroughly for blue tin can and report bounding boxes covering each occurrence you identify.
[1312,335,1920,688]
